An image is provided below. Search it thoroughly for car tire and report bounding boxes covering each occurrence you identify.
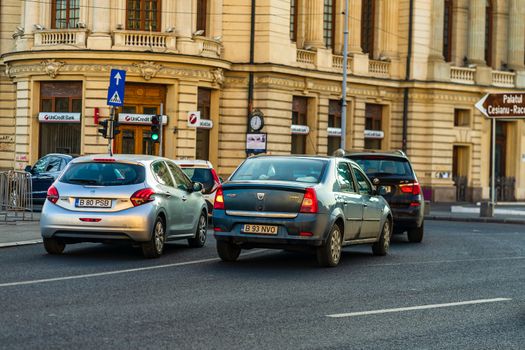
[142,216,166,259]
[407,221,424,243]
[372,219,391,256]
[188,212,207,248]
[317,225,342,267]
[43,238,65,255]
[216,240,241,262]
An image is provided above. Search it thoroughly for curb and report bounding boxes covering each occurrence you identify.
[0,239,42,248]
[425,215,525,225]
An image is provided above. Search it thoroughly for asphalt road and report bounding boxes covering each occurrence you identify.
[0,221,523,350]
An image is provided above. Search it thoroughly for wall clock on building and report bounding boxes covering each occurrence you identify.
[249,109,264,131]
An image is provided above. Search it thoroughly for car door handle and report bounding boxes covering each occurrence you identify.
[363,203,368,207]
[182,196,188,201]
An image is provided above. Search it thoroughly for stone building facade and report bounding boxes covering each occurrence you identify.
[1,0,525,202]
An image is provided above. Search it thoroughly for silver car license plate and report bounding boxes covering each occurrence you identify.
[75,198,112,208]
[242,224,278,235]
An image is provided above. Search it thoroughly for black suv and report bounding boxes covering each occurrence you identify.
[344,151,424,243]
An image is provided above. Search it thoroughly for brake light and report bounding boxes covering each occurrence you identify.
[300,188,318,213]
[79,218,102,222]
[130,188,155,207]
[46,186,59,204]
[214,186,225,210]
[93,158,115,162]
[399,182,421,195]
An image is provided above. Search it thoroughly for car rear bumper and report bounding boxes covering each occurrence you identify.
[391,205,424,228]
[40,201,156,242]
[212,210,330,248]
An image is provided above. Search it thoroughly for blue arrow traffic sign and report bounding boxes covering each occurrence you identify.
[107,69,126,107]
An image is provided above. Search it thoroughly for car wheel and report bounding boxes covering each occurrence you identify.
[317,225,342,267]
[142,216,166,258]
[43,238,65,255]
[372,219,391,256]
[407,221,424,243]
[188,212,207,248]
[216,240,241,262]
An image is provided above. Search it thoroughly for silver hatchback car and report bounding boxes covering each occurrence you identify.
[40,154,208,258]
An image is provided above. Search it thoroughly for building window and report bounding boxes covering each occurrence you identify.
[364,104,382,150]
[39,82,82,157]
[328,100,342,155]
[196,88,212,160]
[197,0,208,35]
[485,0,493,67]
[292,96,308,154]
[52,0,80,29]
[361,0,375,59]
[290,0,298,41]
[443,0,453,62]
[126,0,161,31]
[454,109,471,127]
[323,0,335,49]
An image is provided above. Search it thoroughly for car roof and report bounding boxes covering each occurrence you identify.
[43,153,74,159]
[249,154,334,161]
[70,154,170,165]
[173,159,213,168]
[343,150,408,160]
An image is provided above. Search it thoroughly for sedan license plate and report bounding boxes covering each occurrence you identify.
[242,224,278,235]
[75,198,112,208]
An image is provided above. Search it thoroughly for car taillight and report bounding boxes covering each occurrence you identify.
[130,188,155,207]
[46,186,59,204]
[214,186,225,210]
[300,188,318,213]
[399,182,421,195]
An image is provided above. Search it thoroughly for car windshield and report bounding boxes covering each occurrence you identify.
[231,158,327,183]
[181,167,215,193]
[60,162,146,186]
[350,156,414,179]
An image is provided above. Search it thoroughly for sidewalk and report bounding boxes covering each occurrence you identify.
[1,204,525,249]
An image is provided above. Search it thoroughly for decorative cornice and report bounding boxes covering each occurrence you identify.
[41,59,65,78]
[212,68,224,86]
[133,61,163,81]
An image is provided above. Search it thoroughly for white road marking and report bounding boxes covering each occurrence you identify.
[0,240,43,248]
[0,249,267,288]
[326,298,512,318]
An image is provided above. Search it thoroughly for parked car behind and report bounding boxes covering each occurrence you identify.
[25,154,73,204]
[174,160,221,214]
[212,155,392,267]
[344,151,425,243]
[40,154,208,258]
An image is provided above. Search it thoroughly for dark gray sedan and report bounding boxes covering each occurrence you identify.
[213,155,392,267]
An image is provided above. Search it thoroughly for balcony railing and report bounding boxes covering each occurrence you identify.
[33,29,87,49]
[297,49,316,66]
[450,67,475,84]
[193,37,222,58]
[112,30,176,52]
[332,55,352,71]
[368,60,390,77]
[492,70,516,87]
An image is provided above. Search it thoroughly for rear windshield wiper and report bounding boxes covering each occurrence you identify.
[67,178,99,185]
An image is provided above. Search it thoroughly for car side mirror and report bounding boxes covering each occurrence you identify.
[372,177,380,186]
[377,186,387,196]
[24,165,32,173]
[192,182,203,193]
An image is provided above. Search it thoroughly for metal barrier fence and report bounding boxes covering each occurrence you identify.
[0,171,34,222]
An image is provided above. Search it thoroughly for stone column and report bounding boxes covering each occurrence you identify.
[87,0,111,49]
[430,0,445,60]
[176,0,193,39]
[380,0,398,58]
[348,0,362,53]
[467,0,486,65]
[507,0,525,70]
[23,0,39,33]
[304,0,324,48]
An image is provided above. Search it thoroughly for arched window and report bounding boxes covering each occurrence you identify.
[323,0,335,49]
[443,0,453,62]
[361,0,375,58]
[52,0,80,29]
[197,0,208,35]
[484,0,493,67]
[126,0,161,31]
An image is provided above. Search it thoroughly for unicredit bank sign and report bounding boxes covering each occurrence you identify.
[118,114,168,125]
[38,112,81,123]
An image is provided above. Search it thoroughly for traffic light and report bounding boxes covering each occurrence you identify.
[98,119,108,138]
[151,115,161,143]
[112,120,121,138]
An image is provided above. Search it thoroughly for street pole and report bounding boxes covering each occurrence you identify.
[108,107,115,156]
[340,0,349,150]
[491,118,496,208]
[159,103,164,157]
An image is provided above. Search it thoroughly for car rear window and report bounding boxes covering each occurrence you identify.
[349,156,414,179]
[181,167,215,193]
[231,158,327,183]
[60,162,146,186]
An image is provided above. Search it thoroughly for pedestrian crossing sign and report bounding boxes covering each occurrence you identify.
[109,91,122,104]
[107,69,126,107]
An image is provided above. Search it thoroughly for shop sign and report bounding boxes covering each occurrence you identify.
[38,112,81,123]
[246,133,267,154]
[327,127,342,137]
[364,129,384,139]
[187,111,201,128]
[119,114,168,125]
[198,119,213,129]
[291,124,310,135]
